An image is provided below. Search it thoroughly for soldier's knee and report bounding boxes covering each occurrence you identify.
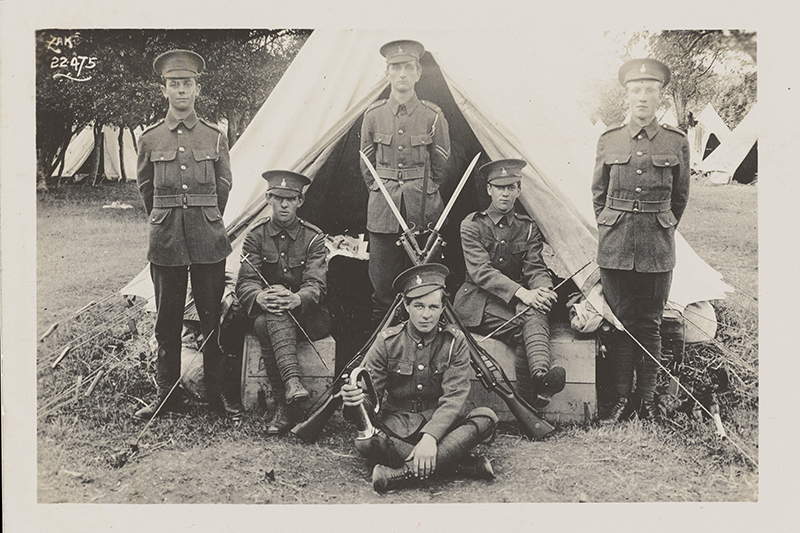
[466,407,498,435]
[355,431,401,467]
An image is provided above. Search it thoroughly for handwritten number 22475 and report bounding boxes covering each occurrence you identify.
[51,56,97,78]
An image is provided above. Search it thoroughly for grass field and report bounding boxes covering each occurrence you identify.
[36,177,759,505]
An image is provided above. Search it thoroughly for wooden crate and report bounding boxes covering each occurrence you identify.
[240,332,335,411]
[465,322,598,424]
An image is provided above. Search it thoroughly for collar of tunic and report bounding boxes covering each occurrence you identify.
[266,216,301,240]
[486,204,515,227]
[388,92,420,116]
[405,322,440,348]
[626,118,660,140]
[165,110,199,130]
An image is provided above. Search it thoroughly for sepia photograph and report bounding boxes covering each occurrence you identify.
[4,1,799,531]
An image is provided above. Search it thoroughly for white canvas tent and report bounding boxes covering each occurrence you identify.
[122,30,731,328]
[692,103,732,165]
[592,118,607,136]
[53,123,139,181]
[695,103,758,184]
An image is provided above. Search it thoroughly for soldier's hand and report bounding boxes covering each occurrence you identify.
[340,382,364,407]
[406,433,437,480]
[533,287,558,313]
[515,287,556,314]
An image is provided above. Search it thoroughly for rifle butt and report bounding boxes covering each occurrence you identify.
[290,393,343,444]
[494,386,555,440]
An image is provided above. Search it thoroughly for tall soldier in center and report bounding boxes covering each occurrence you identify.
[360,39,452,324]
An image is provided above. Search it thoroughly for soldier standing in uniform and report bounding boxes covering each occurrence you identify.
[341,264,498,493]
[592,59,690,423]
[236,171,330,435]
[360,39,451,324]
[454,159,566,408]
[134,50,243,421]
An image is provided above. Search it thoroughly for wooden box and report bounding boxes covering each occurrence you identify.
[465,322,597,424]
[240,332,335,411]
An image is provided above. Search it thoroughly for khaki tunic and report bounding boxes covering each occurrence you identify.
[359,93,451,233]
[363,322,471,442]
[235,216,328,336]
[454,206,553,328]
[137,110,232,266]
[591,119,690,272]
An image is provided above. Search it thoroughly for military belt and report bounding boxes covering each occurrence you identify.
[606,197,671,213]
[376,167,425,181]
[390,397,438,413]
[153,193,218,208]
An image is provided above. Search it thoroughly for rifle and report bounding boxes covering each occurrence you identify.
[361,153,555,440]
[291,153,479,443]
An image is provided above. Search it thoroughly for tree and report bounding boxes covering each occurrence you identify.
[579,31,757,134]
[36,29,310,189]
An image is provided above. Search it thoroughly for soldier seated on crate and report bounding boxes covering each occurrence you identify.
[341,264,498,493]
[454,159,566,408]
[235,170,330,435]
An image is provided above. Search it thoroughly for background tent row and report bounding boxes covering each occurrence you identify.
[694,103,758,185]
[52,124,140,182]
[122,30,732,342]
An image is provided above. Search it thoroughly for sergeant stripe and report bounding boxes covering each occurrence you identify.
[363,145,375,157]
[435,145,450,160]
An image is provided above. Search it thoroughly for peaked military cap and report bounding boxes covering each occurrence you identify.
[481,158,527,186]
[262,170,311,198]
[618,58,671,87]
[153,49,205,79]
[393,263,449,299]
[380,39,425,64]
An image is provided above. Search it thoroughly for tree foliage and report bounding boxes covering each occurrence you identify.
[582,30,757,132]
[36,29,310,187]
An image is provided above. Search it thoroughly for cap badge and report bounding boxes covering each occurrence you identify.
[280,178,287,187]
[500,167,508,176]
[415,275,423,286]
[640,63,647,73]
[397,46,404,53]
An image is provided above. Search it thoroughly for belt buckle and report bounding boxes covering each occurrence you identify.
[413,398,423,413]
[632,200,639,212]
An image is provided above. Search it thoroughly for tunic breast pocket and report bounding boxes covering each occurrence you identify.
[193,150,219,184]
[151,150,178,188]
[373,132,393,165]
[605,153,631,187]
[652,154,679,187]
[410,134,432,165]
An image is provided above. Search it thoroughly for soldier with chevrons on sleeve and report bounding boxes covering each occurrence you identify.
[134,49,243,421]
[360,39,452,325]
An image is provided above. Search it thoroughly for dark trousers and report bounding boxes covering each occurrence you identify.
[151,261,226,399]
[368,232,414,321]
[600,268,672,401]
[354,407,497,472]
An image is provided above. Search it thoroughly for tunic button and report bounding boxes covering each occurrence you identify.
[637,135,643,140]
[635,187,642,193]
[281,235,286,239]
[417,343,423,349]
[633,208,639,212]
[636,169,642,175]
[182,184,188,190]
[398,146,404,151]
[499,258,504,262]
[280,252,286,257]
[300,260,304,265]
[398,163,404,168]
[500,240,506,245]
[181,165,187,171]
[499,224,504,228]
[398,129,404,135]
[417,384,423,390]
[283,268,288,273]
[182,205,187,210]
[418,364,425,371]
[178,129,183,135]
[398,180,404,185]
[179,147,185,152]
[637,151,643,156]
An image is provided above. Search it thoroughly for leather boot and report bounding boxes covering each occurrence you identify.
[219,393,245,420]
[534,366,566,397]
[638,398,661,421]
[266,402,293,435]
[453,454,494,480]
[600,395,632,425]
[285,377,309,404]
[372,462,416,493]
